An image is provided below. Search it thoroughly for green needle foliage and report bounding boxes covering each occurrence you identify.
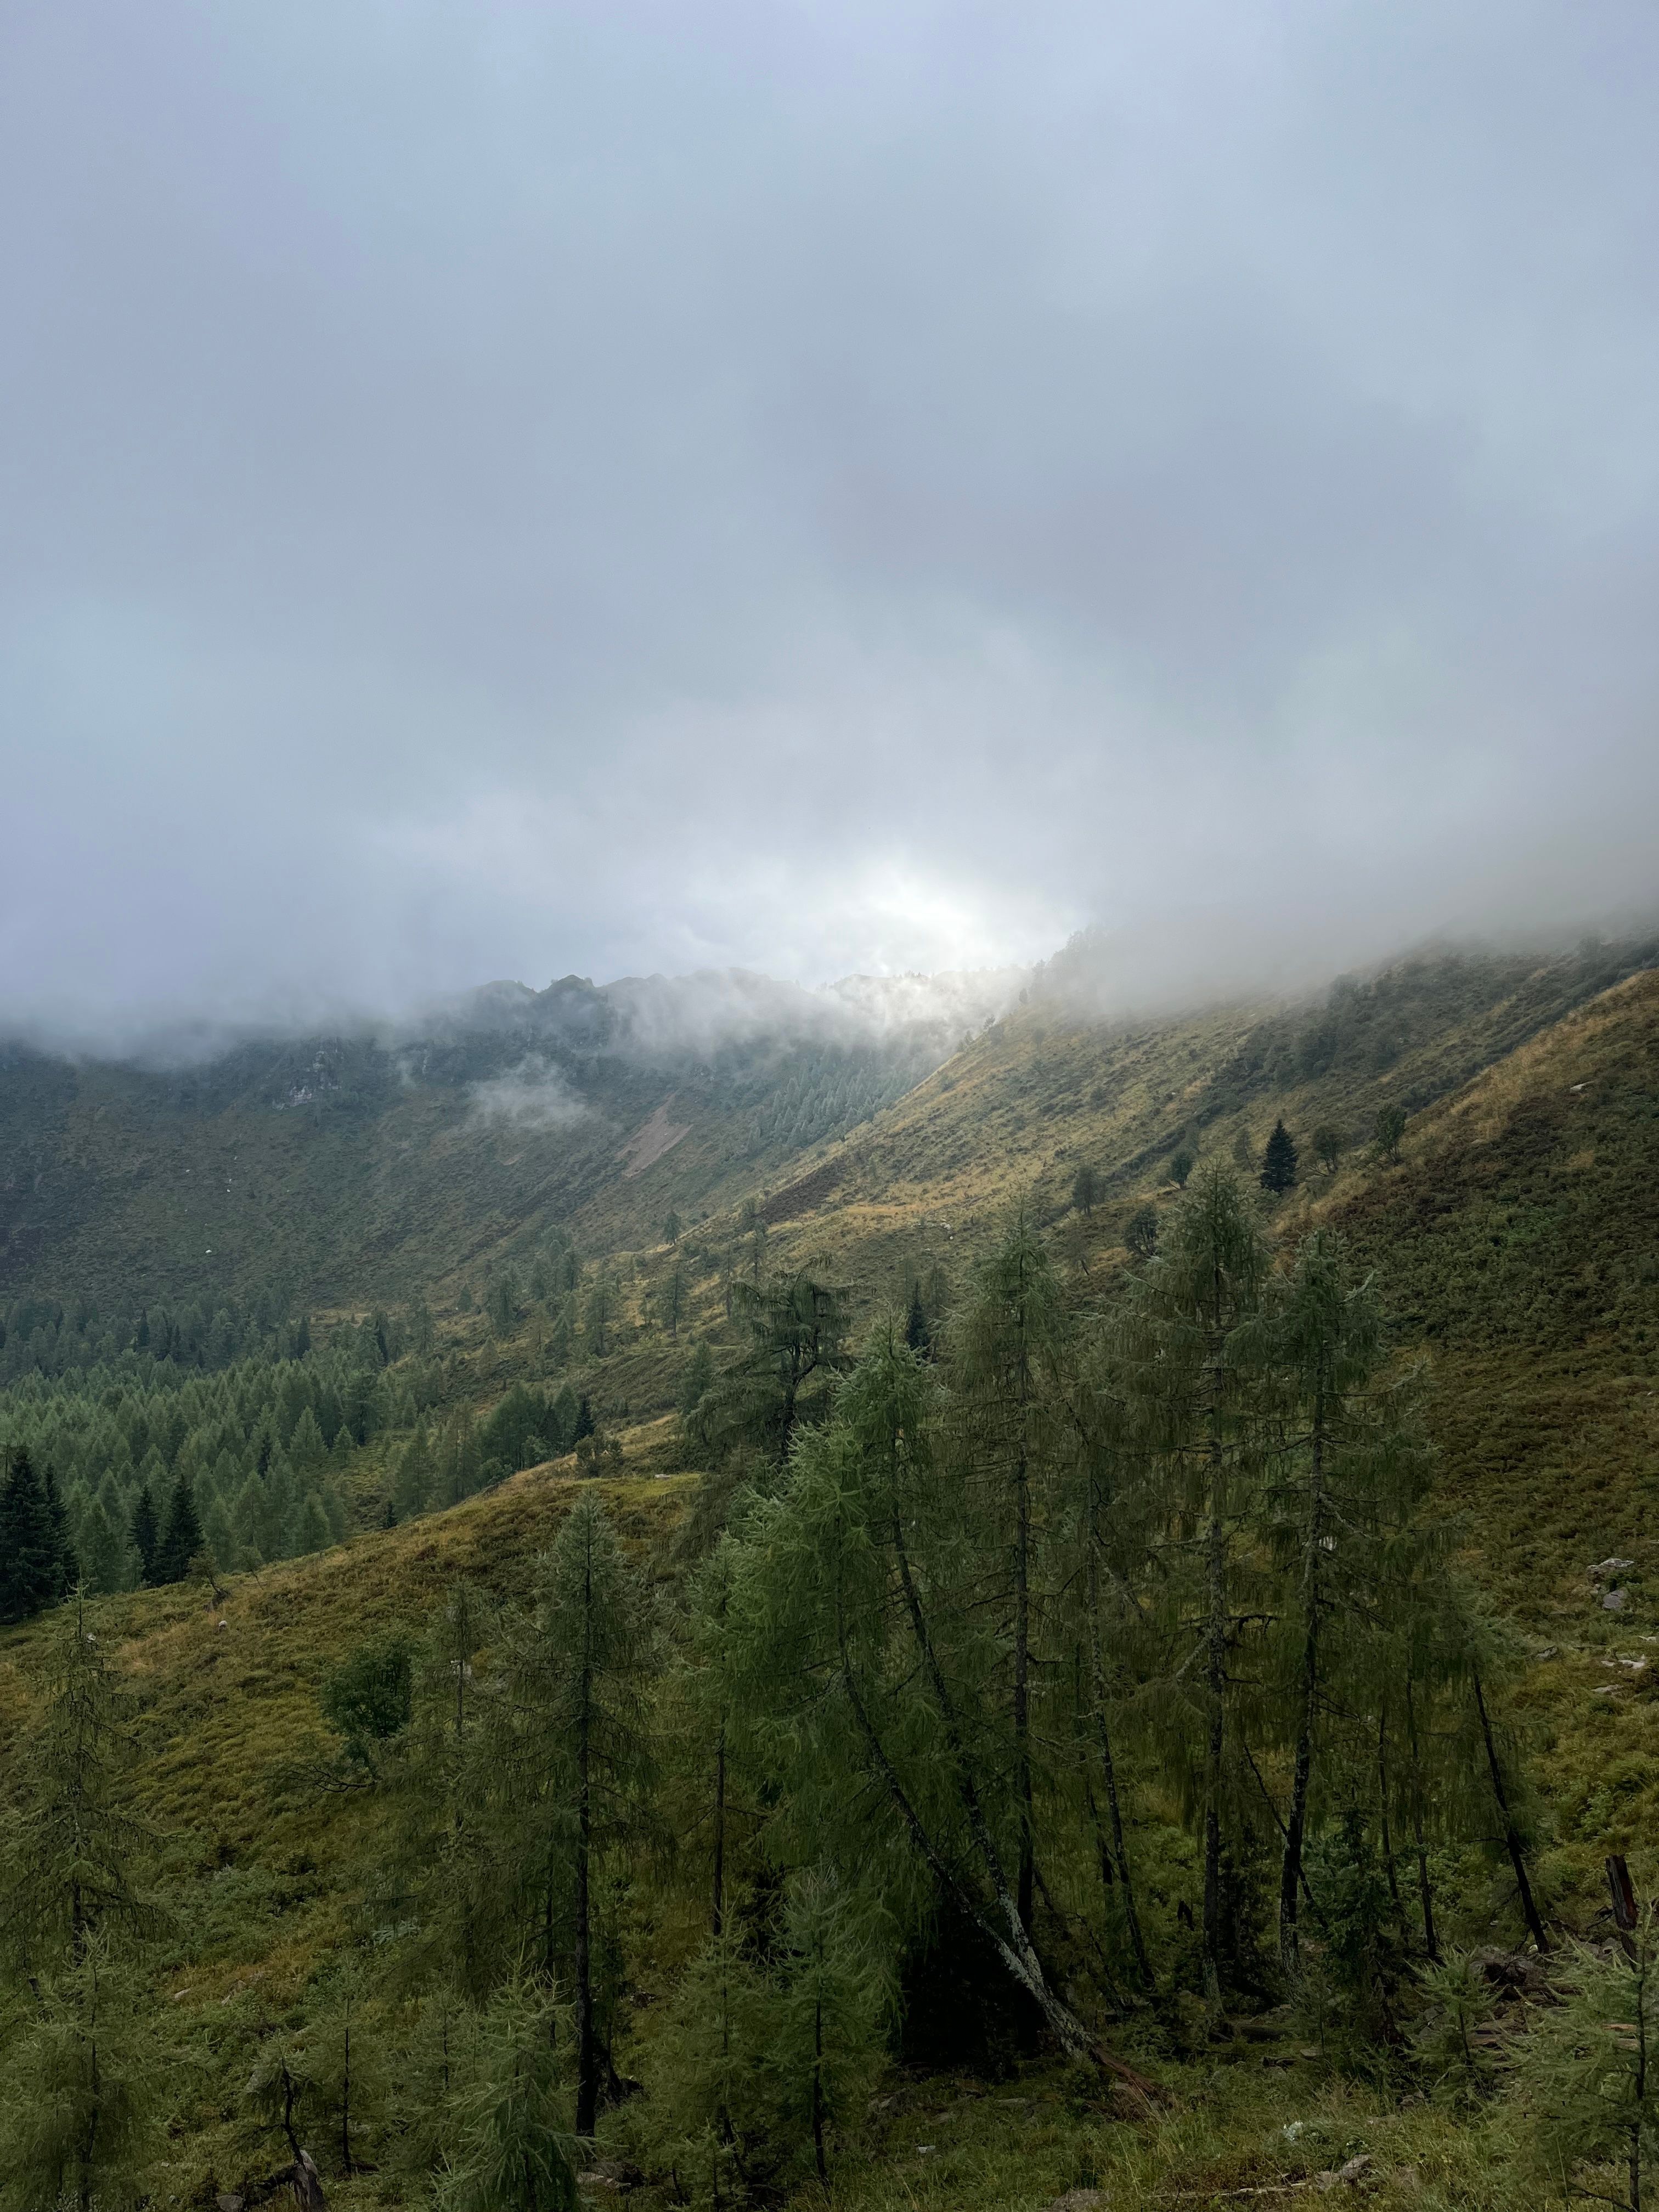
[1413,1949,1501,2107]
[0,1594,166,2209]
[774,1870,891,2182]
[477,1493,657,2134]
[433,1976,577,2212]
[1264,1226,1435,1974]
[647,1928,776,2204]
[0,1939,166,2212]
[697,1272,851,1469]
[1109,1165,1274,2017]
[1511,1909,1659,2211]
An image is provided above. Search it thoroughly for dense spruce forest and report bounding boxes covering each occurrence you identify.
[4,946,1659,2211]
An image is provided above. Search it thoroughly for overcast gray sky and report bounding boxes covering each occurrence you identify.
[3,0,1657,1045]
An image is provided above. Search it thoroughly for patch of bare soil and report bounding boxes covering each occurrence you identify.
[618,1097,691,1178]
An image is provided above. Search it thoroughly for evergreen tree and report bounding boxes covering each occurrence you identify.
[647,1928,774,2200]
[726,1328,1156,2106]
[1170,1146,1195,1188]
[394,1425,435,1520]
[0,1447,64,1623]
[153,1472,205,1585]
[572,1395,595,1444]
[1063,1351,1156,1991]
[1071,1164,1101,1217]
[0,1940,166,2212]
[678,1545,747,1940]
[1261,1118,1299,1194]
[232,1471,276,1566]
[904,1280,931,1358]
[583,1277,613,1358]
[701,1273,851,1466]
[43,1467,78,1600]
[0,1592,155,1968]
[1125,1203,1159,1259]
[1265,1229,1432,1971]
[78,1499,129,1596]
[302,1956,388,2180]
[288,1405,328,1469]
[676,1343,715,1426]
[288,1488,334,1559]
[391,1581,497,1997]
[550,1384,580,1450]
[661,1259,687,1341]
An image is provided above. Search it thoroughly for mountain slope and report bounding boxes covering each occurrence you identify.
[4,950,1659,2208]
[3,939,1650,1337]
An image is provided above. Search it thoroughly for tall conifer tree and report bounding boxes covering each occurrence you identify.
[487,1496,655,2135]
[954,1215,1065,1930]
[0,1594,164,2208]
[0,1447,65,1623]
[1111,1166,1271,2017]
[1261,1119,1299,1194]
[153,1472,205,1585]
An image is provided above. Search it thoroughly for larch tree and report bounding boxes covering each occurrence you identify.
[1110,1165,1272,2019]
[487,1495,656,2136]
[773,1870,890,2182]
[0,1593,166,2210]
[1264,1227,1434,1972]
[951,1214,1066,1932]
[725,1328,1159,2107]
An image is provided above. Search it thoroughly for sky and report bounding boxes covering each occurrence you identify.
[3,0,1658,1048]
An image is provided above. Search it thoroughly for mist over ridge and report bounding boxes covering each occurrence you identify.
[4,2,1659,1047]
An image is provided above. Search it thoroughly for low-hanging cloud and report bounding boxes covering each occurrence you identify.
[2,0,1657,1049]
[466,1059,589,1133]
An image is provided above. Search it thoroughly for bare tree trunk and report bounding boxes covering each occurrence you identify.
[1201,1432,1228,2018]
[340,2019,352,2174]
[1014,1418,1034,1931]
[1377,1703,1406,1929]
[811,1990,827,2182]
[711,1721,726,1938]
[1086,1534,1153,1988]
[1279,1383,1324,1974]
[575,1531,598,2134]
[1405,1677,1440,1961]
[835,1561,1159,2108]
[1472,1668,1548,1953]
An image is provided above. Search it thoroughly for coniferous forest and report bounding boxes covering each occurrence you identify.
[4,950,1659,2211]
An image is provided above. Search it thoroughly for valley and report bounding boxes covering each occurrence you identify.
[3,934,1659,2212]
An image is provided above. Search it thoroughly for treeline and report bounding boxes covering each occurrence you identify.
[0,1289,436,1385]
[738,1041,923,1154]
[0,1335,447,1611]
[388,1379,604,1519]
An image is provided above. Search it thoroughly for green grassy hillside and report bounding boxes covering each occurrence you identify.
[5,943,1659,2211]
[3,939,1650,1334]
